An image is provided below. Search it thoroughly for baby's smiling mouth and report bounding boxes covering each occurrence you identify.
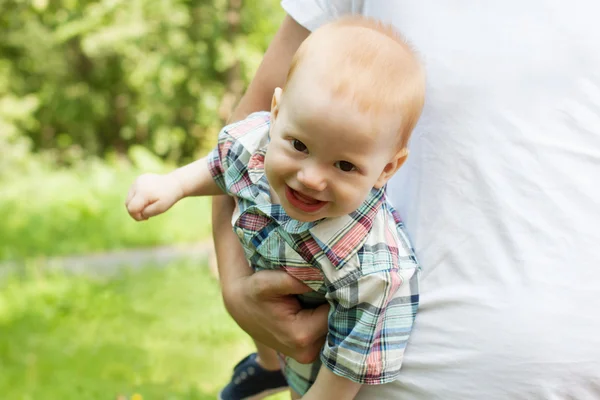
[285,185,328,213]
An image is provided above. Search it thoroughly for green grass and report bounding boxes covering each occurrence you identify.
[0,160,213,262]
[0,260,289,400]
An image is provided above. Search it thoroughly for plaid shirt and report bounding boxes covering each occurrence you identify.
[208,112,420,394]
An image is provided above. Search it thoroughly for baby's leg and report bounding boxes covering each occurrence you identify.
[254,339,281,370]
[290,389,302,400]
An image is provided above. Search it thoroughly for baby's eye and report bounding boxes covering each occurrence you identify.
[292,139,308,153]
[335,161,357,172]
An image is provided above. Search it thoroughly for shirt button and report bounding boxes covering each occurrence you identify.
[235,227,244,238]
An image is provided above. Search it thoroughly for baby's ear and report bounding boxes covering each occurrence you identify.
[374,148,409,189]
[270,87,283,119]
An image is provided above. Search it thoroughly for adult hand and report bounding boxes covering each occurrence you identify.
[223,269,329,364]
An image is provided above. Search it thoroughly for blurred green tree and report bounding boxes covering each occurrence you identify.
[0,0,282,166]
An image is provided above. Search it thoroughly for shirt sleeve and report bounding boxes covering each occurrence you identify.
[321,265,419,385]
[207,112,271,196]
[207,126,235,194]
[281,0,365,31]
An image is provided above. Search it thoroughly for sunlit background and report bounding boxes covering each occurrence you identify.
[0,0,288,398]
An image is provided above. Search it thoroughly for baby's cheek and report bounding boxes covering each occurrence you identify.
[264,152,287,182]
[338,183,371,212]
[269,152,291,174]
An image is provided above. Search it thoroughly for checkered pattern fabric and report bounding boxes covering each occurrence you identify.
[208,112,420,395]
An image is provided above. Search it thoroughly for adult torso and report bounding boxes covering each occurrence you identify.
[368,1,600,399]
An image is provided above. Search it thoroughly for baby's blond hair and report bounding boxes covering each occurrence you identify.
[283,16,425,149]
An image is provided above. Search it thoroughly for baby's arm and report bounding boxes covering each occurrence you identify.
[126,156,222,221]
[300,366,361,400]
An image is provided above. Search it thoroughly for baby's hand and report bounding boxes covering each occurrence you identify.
[125,173,184,221]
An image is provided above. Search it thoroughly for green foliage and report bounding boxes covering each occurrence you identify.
[0,0,283,163]
[0,0,284,261]
[0,156,212,261]
[0,261,286,399]
[0,7,291,398]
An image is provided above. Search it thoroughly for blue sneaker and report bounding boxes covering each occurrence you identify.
[218,353,289,400]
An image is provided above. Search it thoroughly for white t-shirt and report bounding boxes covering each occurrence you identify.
[282,1,600,399]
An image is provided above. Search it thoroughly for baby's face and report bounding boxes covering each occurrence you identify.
[265,83,406,223]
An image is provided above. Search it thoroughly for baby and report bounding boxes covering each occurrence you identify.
[126,16,425,400]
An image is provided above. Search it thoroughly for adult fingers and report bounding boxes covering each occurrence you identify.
[285,304,329,363]
[298,303,329,338]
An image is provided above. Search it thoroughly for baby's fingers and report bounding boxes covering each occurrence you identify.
[140,200,168,219]
[125,185,136,205]
[127,194,150,221]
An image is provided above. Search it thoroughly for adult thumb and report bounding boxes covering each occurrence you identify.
[255,270,313,297]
